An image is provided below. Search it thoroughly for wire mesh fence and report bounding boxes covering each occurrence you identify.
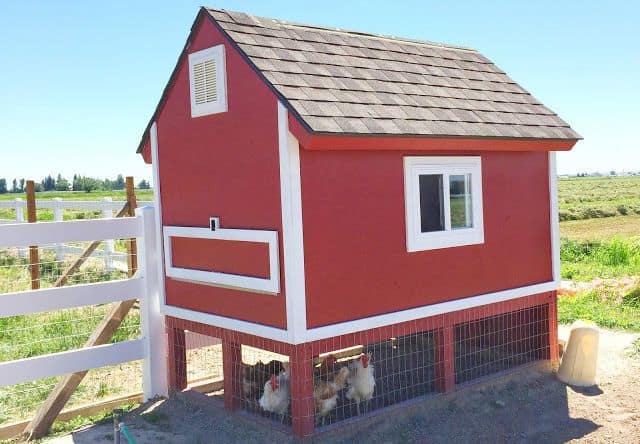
[0,241,140,427]
[454,304,550,384]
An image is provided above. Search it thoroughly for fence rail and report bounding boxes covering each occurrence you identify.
[0,198,153,270]
[0,206,167,410]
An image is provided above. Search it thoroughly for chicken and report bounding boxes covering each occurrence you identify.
[346,353,375,415]
[242,360,284,400]
[314,366,350,425]
[258,367,290,422]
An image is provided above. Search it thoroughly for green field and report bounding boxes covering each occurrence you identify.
[0,189,154,222]
[558,175,640,221]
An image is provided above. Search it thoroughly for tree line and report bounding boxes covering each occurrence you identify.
[0,174,150,194]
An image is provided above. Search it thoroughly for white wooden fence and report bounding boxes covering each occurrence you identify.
[0,206,168,400]
[0,198,153,271]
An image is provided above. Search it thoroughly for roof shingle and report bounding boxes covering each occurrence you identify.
[207,8,580,140]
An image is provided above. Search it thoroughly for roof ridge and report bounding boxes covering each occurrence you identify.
[205,7,478,53]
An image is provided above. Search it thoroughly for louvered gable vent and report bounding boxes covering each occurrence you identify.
[188,45,227,117]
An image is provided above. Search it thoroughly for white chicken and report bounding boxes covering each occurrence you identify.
[314,366,350,426]
[258,367,290,422]
[346,353,375,415]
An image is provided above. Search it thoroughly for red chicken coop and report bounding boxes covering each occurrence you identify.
[136,7,580,437]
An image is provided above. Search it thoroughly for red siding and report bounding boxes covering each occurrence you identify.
[300,149,552,328]
[156,19,286,328]
[171,237,271,279]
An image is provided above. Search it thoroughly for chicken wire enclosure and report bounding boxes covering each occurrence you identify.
[454,304,550,384]
[232,330,440,430]
[310,330,440,428]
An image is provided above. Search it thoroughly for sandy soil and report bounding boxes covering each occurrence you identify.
[46,326,639,444]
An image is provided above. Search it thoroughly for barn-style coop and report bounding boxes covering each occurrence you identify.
[137,7,580,437]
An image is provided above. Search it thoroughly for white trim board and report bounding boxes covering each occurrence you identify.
[163,225,280,295]
[277,102,307,343]
[161,304,290,342]
[164,280,556,344]
[548,152,561,285]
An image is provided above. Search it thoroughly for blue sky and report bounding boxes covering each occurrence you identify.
[0,0,637,183]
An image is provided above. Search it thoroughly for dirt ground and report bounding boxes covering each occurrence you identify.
[46,326,639,444]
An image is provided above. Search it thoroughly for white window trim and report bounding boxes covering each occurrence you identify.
[188,45,227,117]
[163,225,280,295]
[404,156,484,252]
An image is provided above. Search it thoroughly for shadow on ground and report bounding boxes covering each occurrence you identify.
[60,366,599,444]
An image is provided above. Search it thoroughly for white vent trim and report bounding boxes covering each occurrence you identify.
[188,45,227,117]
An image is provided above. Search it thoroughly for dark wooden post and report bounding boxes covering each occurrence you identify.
[548,291,559,363]
[25,180,39,290]
[125,176,138,277]
[290,343,315,438]
[167,326,188,392]
[222,338,242,411]
[434,317,456,392]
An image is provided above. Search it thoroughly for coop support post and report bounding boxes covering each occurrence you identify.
[102,197,115,272]
[137,206,169,400]
[548,291,559,363]
[167,325,187,392]
[221,338,241,411]
[290,343,314,438]
[52,198,64,262]
[434,317,456,392]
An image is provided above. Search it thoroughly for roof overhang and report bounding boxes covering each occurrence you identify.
[287,114,578,151]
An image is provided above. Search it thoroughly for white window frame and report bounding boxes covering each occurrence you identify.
[188,45,227,117]
[404,156,484,252]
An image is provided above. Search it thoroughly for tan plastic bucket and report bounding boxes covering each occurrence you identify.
[557,321,599,387]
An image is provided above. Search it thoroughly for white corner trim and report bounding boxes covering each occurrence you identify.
[278,102,307,343]
[161,304,289,342]
[188,45,227,117]
[302,280,558,342]
[403,156,484,252]
[163,225,280,295]
[150,122,167,307]
[549,152,560,286]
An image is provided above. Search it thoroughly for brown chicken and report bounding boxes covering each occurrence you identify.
[314,366,350,426]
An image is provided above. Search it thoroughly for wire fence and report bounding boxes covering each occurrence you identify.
[0,242,140,426]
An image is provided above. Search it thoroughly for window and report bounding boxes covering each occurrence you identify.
[188,45,227,117]
[404,156,484,252]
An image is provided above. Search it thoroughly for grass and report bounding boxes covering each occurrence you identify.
[560,214,640,241]
[560,237,640,281]
[0,189,153,202]
[558,175,640,221]
[558,290,640,331]
[0,189,154,222]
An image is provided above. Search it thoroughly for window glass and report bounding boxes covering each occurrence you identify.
[419,174,444,232]
[450,174,473,229]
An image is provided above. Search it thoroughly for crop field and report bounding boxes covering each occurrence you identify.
[558,175,640,221]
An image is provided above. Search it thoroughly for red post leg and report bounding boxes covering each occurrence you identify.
[222,339,242,411]
[290,343,314,438]
[167,326,187,392]
[548,291,559,363]
[434,320,456,392]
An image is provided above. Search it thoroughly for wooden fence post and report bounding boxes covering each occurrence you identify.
[25,181,39,290]
[137,205,168,400]
[126,177,138,277]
